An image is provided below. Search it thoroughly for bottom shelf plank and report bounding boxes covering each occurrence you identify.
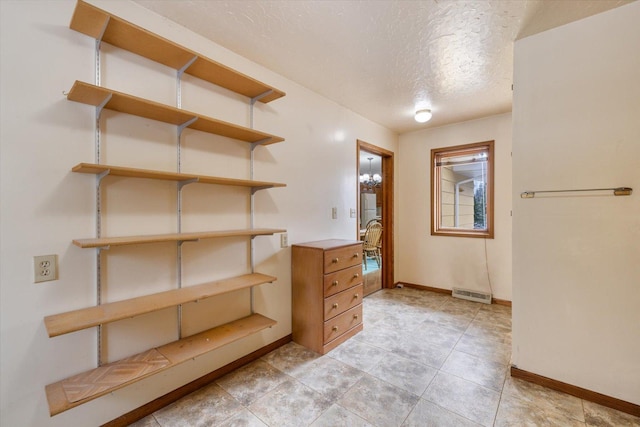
[45,313,276,416]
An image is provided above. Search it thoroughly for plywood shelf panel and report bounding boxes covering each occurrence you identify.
[66,81,284,145]
[69,0,285,103]
[45,313,277,415]
[44,273,276,338]
[72,163,286,189]
[73,228,286,249]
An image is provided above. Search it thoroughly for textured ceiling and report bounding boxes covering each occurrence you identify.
[133,0,631,134]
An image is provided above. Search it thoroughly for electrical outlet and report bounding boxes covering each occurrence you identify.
[350,208,356,218]
[280,233,288,248]
[332,207,338,219]
[34,254,58,283]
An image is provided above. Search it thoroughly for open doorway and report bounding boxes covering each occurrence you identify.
[357,140,394,296]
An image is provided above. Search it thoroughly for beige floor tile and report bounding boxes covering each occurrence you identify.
[502,376,585,422]
[248,379,332,427]
[326,337,388,372]
[368,352,438,396]
[495,393,586,427]
[441,350,508,391]
[454,333,512,365]
[426,310,474,332]
[423,372,501,427]
[402,399,482,427]
[128,415,161,427]
[219,408,268,427]
[295,356,365,400]
[473,309,512,329]
[216,359,290,406]
[339,374,419,427]
[389,332,454,369]
[310,404,374,427]
[465,321,512,343]
[261,341,321,378]
[153,383,243,427]
[583,400,640,426]
[137,289,634,427]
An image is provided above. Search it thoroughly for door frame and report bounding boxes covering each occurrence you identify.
[357,139,394,290]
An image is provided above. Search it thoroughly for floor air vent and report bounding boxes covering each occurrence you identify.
[452,287,492,304]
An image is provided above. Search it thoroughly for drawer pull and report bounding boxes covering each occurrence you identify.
[332,258,339,263]
[353,273,360,279]
[354,293,359,299]
[353,253,359,258]
[332,280,339,287]
[332,326,339,332]
[332,303,339,309]
[354,314,359,320]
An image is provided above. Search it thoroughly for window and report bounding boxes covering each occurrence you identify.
[431,140,494,238]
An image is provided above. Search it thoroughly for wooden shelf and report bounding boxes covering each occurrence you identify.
[44,273,276,338]
[67,81,284,145]
[73,228,286,249]
[45,313,276,415]
[69,0,285,103]
[72,163,286,189]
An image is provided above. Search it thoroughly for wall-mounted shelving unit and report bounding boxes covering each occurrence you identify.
[44,0,286,416]
[69,0,285,103]
[67,81,284,145]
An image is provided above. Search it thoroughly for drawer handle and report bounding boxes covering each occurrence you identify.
[332,258,339,263]
[353,293,359,299]
[332,303,339,309]
[332,280,339,287]
[353,253,359,258]
[353,273,360,279]
[332,326,339,332]
[354,314,359,320]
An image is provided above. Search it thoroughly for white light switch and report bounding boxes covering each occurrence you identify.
[332,207,338,219]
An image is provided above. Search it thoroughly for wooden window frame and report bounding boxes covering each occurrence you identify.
[431,140,495,239]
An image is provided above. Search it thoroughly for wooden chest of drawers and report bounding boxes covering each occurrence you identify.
[292,239,363,354]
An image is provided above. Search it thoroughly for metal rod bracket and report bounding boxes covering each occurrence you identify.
[96,93,113,118]
[178,116,198,137]
[178,178,199,190]
[250,138,271,151]
[251,89,274,104]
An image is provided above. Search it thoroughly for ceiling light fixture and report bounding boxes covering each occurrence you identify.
[415,109,432,123]
[360,157,382,188]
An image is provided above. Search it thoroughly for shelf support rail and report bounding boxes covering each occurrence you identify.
[176,237,199,339]
[175,60,198,340]
[176,56,198,109]
[94,37,108,367]
[521,187,633,198]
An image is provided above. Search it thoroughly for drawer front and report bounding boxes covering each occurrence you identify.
[323,244,362,274]
[323,305,362,343]
[323,265,362,297]
[324,284,363,320]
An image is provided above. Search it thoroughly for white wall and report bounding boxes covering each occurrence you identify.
[512,2,640,404]
[0,1,398,425]
[397,114,513,301]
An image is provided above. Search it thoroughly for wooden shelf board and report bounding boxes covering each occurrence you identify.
[67,81,284,145]
[72,228,286,249]
[45,313,276,415]
[70,0,285,103]
[72,163,286,189]
[45,273,277,337]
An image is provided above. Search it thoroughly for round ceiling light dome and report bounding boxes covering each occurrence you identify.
[415,109,432,123]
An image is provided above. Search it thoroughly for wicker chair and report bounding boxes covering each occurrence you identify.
[362,221,382,270]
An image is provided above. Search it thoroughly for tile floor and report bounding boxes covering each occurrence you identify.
[132,287,640,427]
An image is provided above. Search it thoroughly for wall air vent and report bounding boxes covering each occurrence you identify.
[452,287,492,304]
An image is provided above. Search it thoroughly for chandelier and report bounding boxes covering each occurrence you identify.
[360,157,382,188]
